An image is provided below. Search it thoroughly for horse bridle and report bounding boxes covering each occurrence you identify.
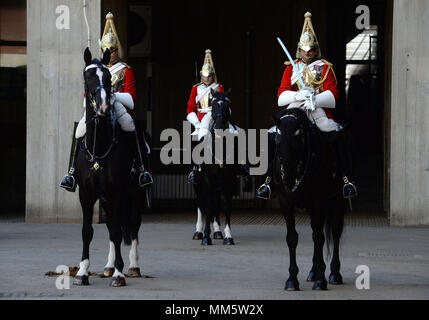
[275,111,310,192]
[83,64,116,165]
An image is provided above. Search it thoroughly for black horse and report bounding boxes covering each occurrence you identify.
[273,107,346,291]
[192,89,242,246]
[73,48,146,287]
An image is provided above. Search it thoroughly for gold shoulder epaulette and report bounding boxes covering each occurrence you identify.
[193,82,202,87]
[321,59,333,67]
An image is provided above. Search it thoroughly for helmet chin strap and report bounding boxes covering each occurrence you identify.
[301,50,318,64]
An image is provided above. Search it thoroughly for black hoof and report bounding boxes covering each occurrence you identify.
[111,277,126,287]
[329,273,343,285]
[284,280,300,291]
[306,271,316,282]
[201,237,212,246]
[312,279,328,291]
[192,232,203,240]
[223,237,235,245]
[128,268,142,278]
[213,231,224,240]
[73,275,89,286]
[104,267,114,277]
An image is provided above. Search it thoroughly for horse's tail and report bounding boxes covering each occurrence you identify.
[120,193,133,246]
[324,203,345,259]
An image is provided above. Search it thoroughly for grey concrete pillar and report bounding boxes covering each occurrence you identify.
[390,0,429,226]
[26,0,101,223]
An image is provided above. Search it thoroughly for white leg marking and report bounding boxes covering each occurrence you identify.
[104,241,115,269]
[129,239,139,269]
[213,219,221,233]
[76,259,90,277]
[113,268,125,278]
[196,208,203,233]
[224,225,232,239]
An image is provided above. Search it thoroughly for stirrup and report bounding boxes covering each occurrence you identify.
[138,167,153,188]
[187,166,201,184]
[257,177,272,200]
[342,176,357,199]
[59,174,76,192]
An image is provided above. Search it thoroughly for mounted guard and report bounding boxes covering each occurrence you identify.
[257,11,357,200]
[60,12,153,192]
[186,49,227,184]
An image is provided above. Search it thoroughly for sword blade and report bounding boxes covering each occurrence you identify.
[277,37,306,88]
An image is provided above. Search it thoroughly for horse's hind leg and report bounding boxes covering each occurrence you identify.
[74,194,96,286]
[127,200,142,278]
[213,194,224,240]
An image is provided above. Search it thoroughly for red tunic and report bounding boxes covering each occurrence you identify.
[278,59,339,119]
[120,67,137,116]
[187,83,225,121]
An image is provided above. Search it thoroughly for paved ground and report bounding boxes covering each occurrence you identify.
[0,212,428,300]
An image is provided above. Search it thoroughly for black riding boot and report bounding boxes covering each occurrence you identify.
[59,138,79,192]
[134,130,153,189]
[325,131,357,199]
[188,139,202,184]
[257,131,276,200]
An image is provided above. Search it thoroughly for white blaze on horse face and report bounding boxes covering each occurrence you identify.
[105,241,115,269]
[129,239,139,269]
[96,68,108,113]
[196,208,203,233]
[76,259,90,277]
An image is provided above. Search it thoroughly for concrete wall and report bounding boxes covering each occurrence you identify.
[390,0,429,226]
[26,0,101,223]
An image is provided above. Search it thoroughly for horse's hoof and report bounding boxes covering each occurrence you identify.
[312,279,328,291]
[127,268,142,278]
[201,237,212,246]
[111,277,126,287]
[223,237,235,245]
[192,232,203,240]
[73,275,89,286]
[104,267,114,277]
[306,271,316,282]
[329,273,343,285]
[284,280,300,291]
[213,231,224,240]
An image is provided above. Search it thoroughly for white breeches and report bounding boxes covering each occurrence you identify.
[287,103,340,133]
[75,101,135,139]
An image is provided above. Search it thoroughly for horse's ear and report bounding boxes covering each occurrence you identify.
[226,88,232,97]
[84,47,92,66]
[102,48,111,66]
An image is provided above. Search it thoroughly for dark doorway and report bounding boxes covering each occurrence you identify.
[0,0,26,220]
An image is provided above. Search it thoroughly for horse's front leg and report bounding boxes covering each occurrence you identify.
[213,192,224,240]
[193,207,204,240]
[201,194,214,246]
[280,194,299,291]
[74,192,96,286]
[107,197,126,287]
[328,201,345,285]
[222,193,234,245]
[309,208,328,290]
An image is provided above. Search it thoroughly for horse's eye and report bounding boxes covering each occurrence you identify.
[294,129,302,136]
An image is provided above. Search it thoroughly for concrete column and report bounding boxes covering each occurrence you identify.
[26,0,101,223]
[390,0,429,226]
